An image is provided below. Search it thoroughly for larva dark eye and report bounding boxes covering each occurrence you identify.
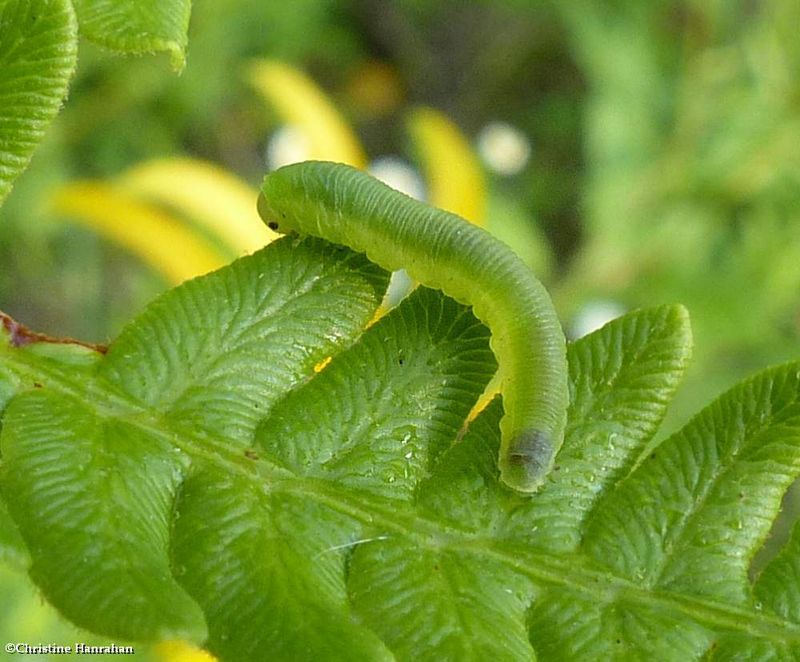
[257,191,281,232]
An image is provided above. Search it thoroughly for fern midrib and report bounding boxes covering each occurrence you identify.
[294,478,800,644]
[3,345,799,646]
[73,394,800,645]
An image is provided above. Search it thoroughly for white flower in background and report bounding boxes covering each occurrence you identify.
[477,121,531,176]
[266,125,311,170]
[368,156,426,201]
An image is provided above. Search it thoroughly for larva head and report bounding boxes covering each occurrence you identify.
[499,429,554,493]
[257,190,289,234]
[260,161,377,247]
[258,164,316,235]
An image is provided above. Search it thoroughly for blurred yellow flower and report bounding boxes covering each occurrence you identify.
[154,640,217,662]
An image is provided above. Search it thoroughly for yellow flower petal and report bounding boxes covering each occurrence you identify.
[119,158,277,255]
[407,107,486,226]
[51,182,229,285]
[245,59,367,168]
[153,640,217,662]
[466,371,501,426]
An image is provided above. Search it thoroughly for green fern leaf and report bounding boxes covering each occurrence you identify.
[0,0,77,205]
[3,235,800,659]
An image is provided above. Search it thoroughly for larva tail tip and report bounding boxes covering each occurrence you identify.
[499,429,554,494]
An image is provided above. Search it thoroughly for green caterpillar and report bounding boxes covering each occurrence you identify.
[258,161,568,493]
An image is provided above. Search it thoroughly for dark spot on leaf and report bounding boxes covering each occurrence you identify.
[244,449,259,461]
[33,382,42,388]
[267,221,279,231]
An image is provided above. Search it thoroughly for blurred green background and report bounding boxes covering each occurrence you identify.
[2,0,800,656]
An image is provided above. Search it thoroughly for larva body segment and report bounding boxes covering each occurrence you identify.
[258,161,568,493]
